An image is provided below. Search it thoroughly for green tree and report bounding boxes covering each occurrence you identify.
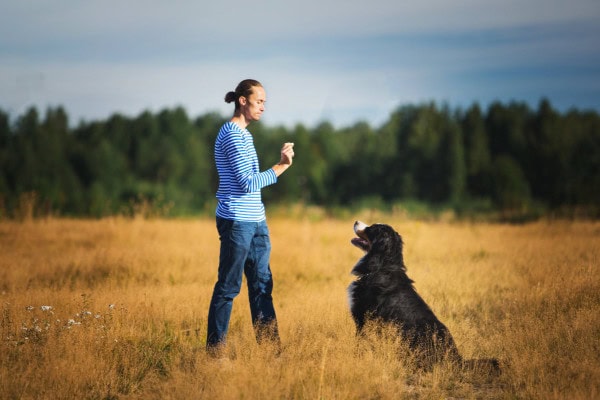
[527,99,573,206]
[161,107,212,213]
[0,110,11,214]
[307,122,337,204]
[565,110,600,207]
[443,113,466,204]
[330,121,383,205]
[195,112,225,201]
[385,105,419,200]
[486,101,529,161]
[461,104,492,198]
[397,103,465,203]
[1,98,598,217]
[491,155,531,210]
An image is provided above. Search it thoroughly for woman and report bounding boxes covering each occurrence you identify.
[206,79,294,355]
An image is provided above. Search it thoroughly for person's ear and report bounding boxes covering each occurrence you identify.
[238,96,247,106]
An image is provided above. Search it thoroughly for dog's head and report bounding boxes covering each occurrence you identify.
[351,221,403,253]
[351,221,405,274]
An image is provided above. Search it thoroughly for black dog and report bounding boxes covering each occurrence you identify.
[348,221,499,372]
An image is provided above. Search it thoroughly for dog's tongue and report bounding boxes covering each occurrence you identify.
[351,237,369,250]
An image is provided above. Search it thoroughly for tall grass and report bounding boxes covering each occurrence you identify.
[1,216,599,399]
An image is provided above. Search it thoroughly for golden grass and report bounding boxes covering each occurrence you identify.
[1,216,599,399]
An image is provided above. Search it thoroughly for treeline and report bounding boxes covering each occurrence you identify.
[0,99,598,219]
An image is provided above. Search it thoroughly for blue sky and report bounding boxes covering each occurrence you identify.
[1,0,599,128]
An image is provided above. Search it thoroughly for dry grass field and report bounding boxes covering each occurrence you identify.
[1,214,599,399]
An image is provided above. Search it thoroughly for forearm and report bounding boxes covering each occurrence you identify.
[240,168,278,192]
[271,162,291,177]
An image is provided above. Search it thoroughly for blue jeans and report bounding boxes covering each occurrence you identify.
[206,217,279,349]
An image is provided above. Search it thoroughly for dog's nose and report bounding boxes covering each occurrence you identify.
[354,221,367,233]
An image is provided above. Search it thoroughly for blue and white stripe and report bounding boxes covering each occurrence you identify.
[214,122,277,221]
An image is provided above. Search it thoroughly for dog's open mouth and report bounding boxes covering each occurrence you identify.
[351,237,370,251]
[351,221,371,252]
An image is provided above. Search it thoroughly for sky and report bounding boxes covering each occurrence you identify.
[1,0,599,128]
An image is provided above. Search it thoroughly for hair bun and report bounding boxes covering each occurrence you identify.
[224,91,236,103]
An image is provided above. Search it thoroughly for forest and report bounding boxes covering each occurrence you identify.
[0,98,598,220]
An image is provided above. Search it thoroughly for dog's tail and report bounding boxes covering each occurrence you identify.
[461,358,501,376]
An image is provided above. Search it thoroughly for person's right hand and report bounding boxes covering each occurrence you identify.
[280,142,295,166]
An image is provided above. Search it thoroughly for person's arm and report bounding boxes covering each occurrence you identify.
[222,128,277,192]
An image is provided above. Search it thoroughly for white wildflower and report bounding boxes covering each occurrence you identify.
[26,306,34,311]
[108,304,115,310]
[41,306,53,311]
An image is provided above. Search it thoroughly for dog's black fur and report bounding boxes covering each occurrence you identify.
[348,221,499,372]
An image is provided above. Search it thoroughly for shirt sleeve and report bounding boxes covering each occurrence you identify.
[221,129,278,193]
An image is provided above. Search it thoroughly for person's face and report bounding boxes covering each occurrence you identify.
[240,86,266,122]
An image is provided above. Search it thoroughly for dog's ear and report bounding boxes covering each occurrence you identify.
[369,225,401,248]
[369,225,404,263]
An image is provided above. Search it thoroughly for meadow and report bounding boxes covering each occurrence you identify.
[1,213,599,399]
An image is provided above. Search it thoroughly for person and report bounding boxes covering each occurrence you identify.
[206,79,295,355]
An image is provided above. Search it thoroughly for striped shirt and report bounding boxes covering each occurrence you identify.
[214,121,277,221]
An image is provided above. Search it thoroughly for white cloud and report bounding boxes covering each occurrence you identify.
[0,55,430,127]
[1,0,599,127]
[3,0,599,44]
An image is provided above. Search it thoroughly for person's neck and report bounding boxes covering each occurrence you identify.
[231,114,249,129]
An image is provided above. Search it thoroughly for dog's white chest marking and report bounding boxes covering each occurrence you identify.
[347,281,357,310]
